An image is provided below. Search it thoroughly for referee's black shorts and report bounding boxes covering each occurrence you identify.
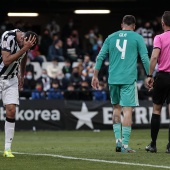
[153,71,170,105]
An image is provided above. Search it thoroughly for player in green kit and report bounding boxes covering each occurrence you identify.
[91,15,150,153]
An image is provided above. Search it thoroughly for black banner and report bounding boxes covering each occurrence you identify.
[0,100,169,130]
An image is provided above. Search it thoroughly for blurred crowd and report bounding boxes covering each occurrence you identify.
[0,16,163,101]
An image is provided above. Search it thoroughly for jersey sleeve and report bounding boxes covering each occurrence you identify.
[137,35,150,75]
[153,35,161,49]
[1,32,12,52]
[94,37,109,70]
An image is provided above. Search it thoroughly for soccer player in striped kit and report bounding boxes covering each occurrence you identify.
[0,29,38,157]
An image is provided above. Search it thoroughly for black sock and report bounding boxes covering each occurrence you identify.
[151,113,160,146]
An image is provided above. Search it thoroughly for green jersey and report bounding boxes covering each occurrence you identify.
[95,30,150,84]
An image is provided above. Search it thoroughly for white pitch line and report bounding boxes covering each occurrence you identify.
[6,151,170,169]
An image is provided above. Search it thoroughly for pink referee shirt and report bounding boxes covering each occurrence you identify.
[154,30,170,72]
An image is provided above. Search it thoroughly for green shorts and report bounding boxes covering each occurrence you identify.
[109,81,139,107]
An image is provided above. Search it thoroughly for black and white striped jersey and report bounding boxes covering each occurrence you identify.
[0,29,26,79]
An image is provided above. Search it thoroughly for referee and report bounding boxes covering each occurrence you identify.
[145,11,170,153]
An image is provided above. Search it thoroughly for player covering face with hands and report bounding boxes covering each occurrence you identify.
[0,29,38,157]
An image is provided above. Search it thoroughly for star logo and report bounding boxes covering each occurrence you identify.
[71,102,98,129]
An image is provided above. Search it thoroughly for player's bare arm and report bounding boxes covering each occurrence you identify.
[18,54,27,90]
[2,35,36,66]
[146,48,160,90]
[91,69,99,90]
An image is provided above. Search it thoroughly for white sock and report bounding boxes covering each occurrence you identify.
[123,144,128,148]
[5,121,15,150]
[116,139,122,143]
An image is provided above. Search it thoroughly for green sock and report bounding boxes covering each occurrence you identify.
[122,126,131,146]
[113,123,121,140]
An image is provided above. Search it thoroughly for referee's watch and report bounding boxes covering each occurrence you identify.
[147,74,153,78]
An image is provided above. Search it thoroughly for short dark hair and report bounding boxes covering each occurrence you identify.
[122,15,136,25]
[162,11,170,27]
[25,31,38,50]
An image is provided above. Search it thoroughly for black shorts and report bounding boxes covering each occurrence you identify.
[153,71,170,105]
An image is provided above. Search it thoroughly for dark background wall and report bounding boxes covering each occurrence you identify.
[0,0,167,38]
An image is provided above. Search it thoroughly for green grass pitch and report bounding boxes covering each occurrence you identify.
[0,129,170,170]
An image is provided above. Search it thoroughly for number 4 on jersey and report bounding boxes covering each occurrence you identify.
[116,39,127,59]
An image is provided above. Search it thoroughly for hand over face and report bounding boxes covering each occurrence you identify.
[24,35,37,50]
